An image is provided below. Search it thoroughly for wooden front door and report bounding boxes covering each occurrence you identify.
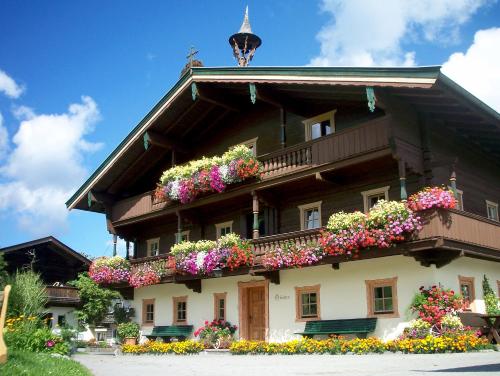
[246,286,266,341]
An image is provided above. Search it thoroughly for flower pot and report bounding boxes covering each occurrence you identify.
[124,337,137,345]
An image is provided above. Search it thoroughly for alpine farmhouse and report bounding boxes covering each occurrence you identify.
[66,17,500,342]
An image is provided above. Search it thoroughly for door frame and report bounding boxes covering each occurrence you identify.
[238,279,269,341]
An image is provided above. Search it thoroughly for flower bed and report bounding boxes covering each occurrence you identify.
[156,145,261,204]
[129,259,171,288]
[122,340,204,354]
[89,256,131,284]
[229,335,491,355]
[169,233,253,276]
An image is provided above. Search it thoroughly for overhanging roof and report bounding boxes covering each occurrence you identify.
[66,66,500,212]
[0,236,90,266]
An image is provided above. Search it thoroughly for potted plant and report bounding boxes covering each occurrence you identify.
[194,319,237,349]
[117,322,140,345]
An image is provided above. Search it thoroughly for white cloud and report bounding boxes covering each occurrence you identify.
[310,0,489,67]
[0,113,8,159]
[442,28,500,113]
[0,69,24,98]
[0,96,103,235]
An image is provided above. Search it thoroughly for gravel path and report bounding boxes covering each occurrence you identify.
[74,351,500,376]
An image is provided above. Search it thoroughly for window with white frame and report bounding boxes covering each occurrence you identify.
[486,200,499,221]
[361,186,389,213]
[298,201,322,230]
[237,137,258,156]
[448,186,464,210]
[302,110,336,141]
[175,230,190,243]
[146,238,160,257]
[215,221,233,238]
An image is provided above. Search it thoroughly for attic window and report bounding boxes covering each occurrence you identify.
[303,110,336,141]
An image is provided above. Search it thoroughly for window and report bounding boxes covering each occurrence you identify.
[57,315,66,327]
[459,276,475,310]
[237,137,258,156]
[216,221,233,238]
[295,285,321,321]
[146,238,160,257]
[142,299,155,325]
[298,201,322,230]
[303,110,336,141]
[448,187,464,211]
[214,293,227,321]
[175,230,190,243]
[173,296,187,324]
[486,200,499,221]
[365,277,399,317]
[361,186,390,213]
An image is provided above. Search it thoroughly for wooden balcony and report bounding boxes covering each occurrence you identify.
[45,286,80,307]
[123,209,500,289]
[111,117,391,223]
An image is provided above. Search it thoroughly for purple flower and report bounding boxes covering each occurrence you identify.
[46,340,55,348]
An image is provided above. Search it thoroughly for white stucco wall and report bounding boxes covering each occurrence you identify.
[47,306,78,328]
[131,255,500,342]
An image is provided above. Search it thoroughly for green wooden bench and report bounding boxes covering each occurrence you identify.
[144,325,193,342]
[295,318,377,338]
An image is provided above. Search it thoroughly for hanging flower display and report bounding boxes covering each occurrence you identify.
[89,256,131,284]
[169,233,253,276]
[407,186,457,211]
[129,259,171,288]
[264,200,421,270]
[158,145,261,204]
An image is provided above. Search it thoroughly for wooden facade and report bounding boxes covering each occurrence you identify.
[67,67,500,276]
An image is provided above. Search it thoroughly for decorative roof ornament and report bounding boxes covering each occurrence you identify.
[180,46,204,77]
[229,6,262,67]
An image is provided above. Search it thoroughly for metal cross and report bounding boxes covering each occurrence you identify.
[186,46,199,67]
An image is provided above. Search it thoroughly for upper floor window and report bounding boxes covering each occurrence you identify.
[173,296,187,325]
[147,238,160,257]
[303,110,336,141]
[361,186,389,213]
[216,221,233,238]
[486,200,499,221]
[237,137,258,156]
[175,230,190,243]
[298,201,322,230]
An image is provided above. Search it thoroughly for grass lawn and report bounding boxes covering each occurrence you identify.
[0,350,92,376]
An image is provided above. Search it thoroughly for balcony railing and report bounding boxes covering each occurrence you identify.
[111,117,391,223]
[45,286,80,306]
[124,209,500,285]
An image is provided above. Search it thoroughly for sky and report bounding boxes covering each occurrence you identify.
[0,0,499,258]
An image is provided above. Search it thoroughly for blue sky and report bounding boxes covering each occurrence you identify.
[0,0,499,257]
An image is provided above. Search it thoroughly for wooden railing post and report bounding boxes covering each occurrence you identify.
[176,210,183,243]
[0,285,12,364]
[252,191,260,239]
[398,159,407,200]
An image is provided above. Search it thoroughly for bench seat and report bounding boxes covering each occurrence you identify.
[295,318,377,338]
[144,325,193,341]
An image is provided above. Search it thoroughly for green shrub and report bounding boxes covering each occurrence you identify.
[5,316,70,355]
[7,270,48,318]
[482,274,500,316]
[117,322,140,340]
